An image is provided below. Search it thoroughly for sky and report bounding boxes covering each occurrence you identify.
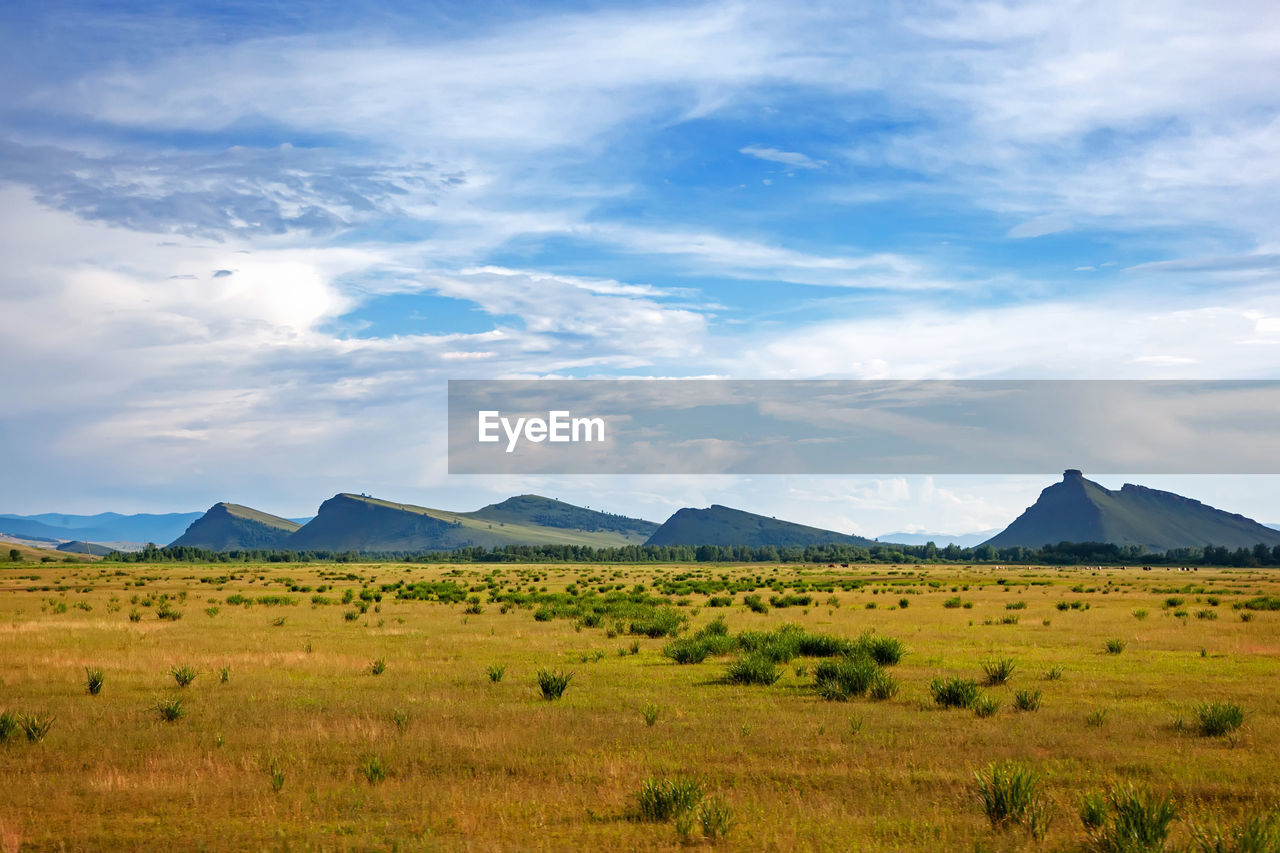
[2,0,1280,536]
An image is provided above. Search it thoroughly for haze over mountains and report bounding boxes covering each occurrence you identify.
[982,470,1280,552]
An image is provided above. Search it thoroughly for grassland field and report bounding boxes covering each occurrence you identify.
[1,558,1278,851]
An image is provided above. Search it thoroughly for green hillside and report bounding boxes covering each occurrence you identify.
[55,540,118,556]
[983,470,1280,551]
[286,493,658,552]
[645,505,877,548]
[169,503,302,550]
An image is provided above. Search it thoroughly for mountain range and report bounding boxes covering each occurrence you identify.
[7,471,1280,555]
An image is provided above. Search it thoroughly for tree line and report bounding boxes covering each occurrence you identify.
[100,539,1280,567]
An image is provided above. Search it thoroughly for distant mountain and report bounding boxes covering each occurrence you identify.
[982,470,1280,552]
[56,540,118,556]
[0,511,202,546]
[645,505,877,548]
[170,503,302,550]
[287,493,658,552]
[878,530,1001,548]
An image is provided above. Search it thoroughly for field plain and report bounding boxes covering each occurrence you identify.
[1,558,1277,851]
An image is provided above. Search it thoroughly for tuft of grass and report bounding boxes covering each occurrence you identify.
[637,775,704,822]
[268,757,285,793]
[536,668,573,700]
[84,666,104,696]
[1195,702,1244,737]
[360,753,386,784]
[390,708,410,733]
[868,670,900,701]
[861,635,906,666]
[486,663,505,683]
[974,759,1053,839]
[973,694,1000,718]
[1104,638,1127,655]
[814,655,879,701]
[369,657,386,676]
[698,795,733,841]
[20,711,55,743]
[724,653,781,686]
[1013,688,1042,712]
[1132,609,1148,620]
[170,664,197,687]
[0,710,18,742]
[1081,783,1177,853]
[663,637,710,664]
[982,657,1016,685]
[155,696,185,722]
[1086,709,1109,727]
[218,665,230,684]
[1189,810,1280,853]
[1044,665,1065,681]
[642,702,659,727]
[931,676,981,709]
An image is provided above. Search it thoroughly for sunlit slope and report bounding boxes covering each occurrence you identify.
[169,503,302,550]
[287,493,657,552]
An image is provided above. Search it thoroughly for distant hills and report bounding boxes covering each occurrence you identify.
[982,470,1280,552]
[0,511,202,548]
[645,505,876,549]
[170,503,302,550]
[177,494,660,552]
[10,473,1280,556]
[877,529,1000,548]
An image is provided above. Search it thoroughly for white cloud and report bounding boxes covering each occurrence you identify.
[740,146,825,170]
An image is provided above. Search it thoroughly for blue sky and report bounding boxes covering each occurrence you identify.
[3,0,1280,535]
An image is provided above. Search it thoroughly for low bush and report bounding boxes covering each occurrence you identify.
[814,655,879,701]
[1081,783,1177,853]
[983,657,1015,685]
[1013,688,1042,712]
[725,653,781,686]
[637,775,704,822]
[85,666,104,696]
[931,677,981,709]
[536,668,573,700]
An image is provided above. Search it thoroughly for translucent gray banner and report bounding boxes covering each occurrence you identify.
[447,380,1280,474]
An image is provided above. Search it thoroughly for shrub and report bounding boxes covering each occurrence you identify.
[1104,638,1127,655]
[85,666,104,696]
[629,607,685,638]
[974,760,1052,839]
[663,637,710,664]
[637,775,704,822]
[171,664,197,687]
[218,665,230,684]
[1087,709,1108,727]
[898,597,910,609]
[369,657,386,676]
[743,594,768,614]
[536,668,573,700]
[1082,783,1177,853]
[1013,688,1042,712]
[814,655,879,701]
[943,596,963,609]
[642,703,659,727]
[931,677,981,709]
[155,696,185,722]
[707,595,733,607]
[128,609,142,622]
[486,664,505,683]
[861,635,905,666]
[1196,609,1218,621]
[1133,609,1148,620]
[725,653,781,686]
[1195,702,1244,737]
[21,712,55,742]
[973,694,1000,718]
[983,657,1016,685]
[361,753,386,784]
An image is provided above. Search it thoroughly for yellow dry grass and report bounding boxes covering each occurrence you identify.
[0,560,1277,851]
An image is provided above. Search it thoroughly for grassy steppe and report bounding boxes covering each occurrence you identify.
[1,560,1277,851]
